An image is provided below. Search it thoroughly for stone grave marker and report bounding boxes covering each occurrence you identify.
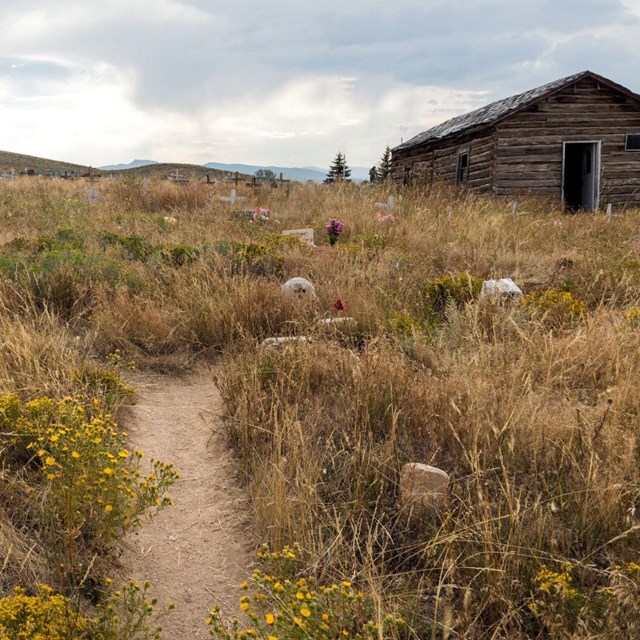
[480,278,522,300]
[281,277,316,299]
[282,228,315,247]
[400,463,449,515]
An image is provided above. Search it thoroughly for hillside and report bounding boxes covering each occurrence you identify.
[105,162,239,181]
[0,149,92,175]
[0,151,242,182]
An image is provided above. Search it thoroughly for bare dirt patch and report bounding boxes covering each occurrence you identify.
[118,370,254,639]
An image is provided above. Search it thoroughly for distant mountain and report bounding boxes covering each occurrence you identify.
[98,159,159,171]
[203,162,373,183]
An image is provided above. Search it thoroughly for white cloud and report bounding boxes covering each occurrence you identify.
[0,0,639,167]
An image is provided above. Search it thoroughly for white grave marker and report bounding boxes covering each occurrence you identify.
[282,228,315,247]
[141,178,150,197]
[281,277,316,299]
[480,278,522,300]
[375,195,395,210]
[219,189,246,204]
[261,336,311,349]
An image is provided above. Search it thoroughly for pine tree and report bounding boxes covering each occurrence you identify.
[324,152,351,183]
[378,145,393,181]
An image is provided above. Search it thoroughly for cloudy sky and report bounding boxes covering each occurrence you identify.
[1,0,639,168]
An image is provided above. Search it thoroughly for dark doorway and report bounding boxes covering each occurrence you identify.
[563,142,599,212]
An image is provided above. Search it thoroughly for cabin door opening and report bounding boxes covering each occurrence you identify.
[562,141,600,212]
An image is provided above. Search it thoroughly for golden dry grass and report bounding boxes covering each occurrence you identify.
[1,176,640,637]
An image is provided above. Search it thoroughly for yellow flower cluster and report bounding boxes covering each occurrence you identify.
[520,289,587,324]
[207,544,404,639]
[1,393,178,568]
[0,585,88,640]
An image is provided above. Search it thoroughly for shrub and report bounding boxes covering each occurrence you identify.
[1,395,178,585]
[519,289,586,328]
[0,580,170,640]
[207,545,405,640]
[0,584,88,640]
[423,272,483,316]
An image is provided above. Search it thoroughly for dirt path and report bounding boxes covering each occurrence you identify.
[119,370,253,639]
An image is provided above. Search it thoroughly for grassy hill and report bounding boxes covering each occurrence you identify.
[0,149,91,175]
[107,162,238,181]
[0,150,245,181]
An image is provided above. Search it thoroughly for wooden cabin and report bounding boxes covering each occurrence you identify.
[392,71,640,211]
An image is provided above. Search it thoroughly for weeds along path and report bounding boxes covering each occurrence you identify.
[119,370,253,640]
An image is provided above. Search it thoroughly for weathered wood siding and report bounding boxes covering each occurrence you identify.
[494,77,640,205]
[392,75,640,207]
[392,131,494,193]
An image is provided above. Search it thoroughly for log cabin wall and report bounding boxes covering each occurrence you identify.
[392,130,494,193]
[391,73,640,208]
[494,76,640,206]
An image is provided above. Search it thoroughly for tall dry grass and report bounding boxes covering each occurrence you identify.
[1,176,640,636]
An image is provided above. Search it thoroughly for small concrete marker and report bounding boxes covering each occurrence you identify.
[606,203,612,218]
[282,228,315,247]
[480,278,522,300]
[261,336,311,349]
[400,463,450,515]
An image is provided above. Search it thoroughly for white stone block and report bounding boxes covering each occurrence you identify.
[481,278,522,299]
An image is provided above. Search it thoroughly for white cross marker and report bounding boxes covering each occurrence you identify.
[219,189,246,204]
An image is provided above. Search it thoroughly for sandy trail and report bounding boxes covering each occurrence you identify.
[118,370,253,640]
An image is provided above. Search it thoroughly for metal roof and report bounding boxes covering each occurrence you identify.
[393,71,640,152]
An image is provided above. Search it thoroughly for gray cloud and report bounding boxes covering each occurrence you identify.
[1,0,639,166]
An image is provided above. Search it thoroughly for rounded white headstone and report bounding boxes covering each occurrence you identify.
[281,277,316,299]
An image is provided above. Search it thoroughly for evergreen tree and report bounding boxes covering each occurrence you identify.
[324,152,351,183]
[378,145,393,181]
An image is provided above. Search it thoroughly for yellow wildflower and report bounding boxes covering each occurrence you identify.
[265,613,275,625]
[300,606,311,618]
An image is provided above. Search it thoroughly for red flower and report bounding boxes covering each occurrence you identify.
[334,298,346,311]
